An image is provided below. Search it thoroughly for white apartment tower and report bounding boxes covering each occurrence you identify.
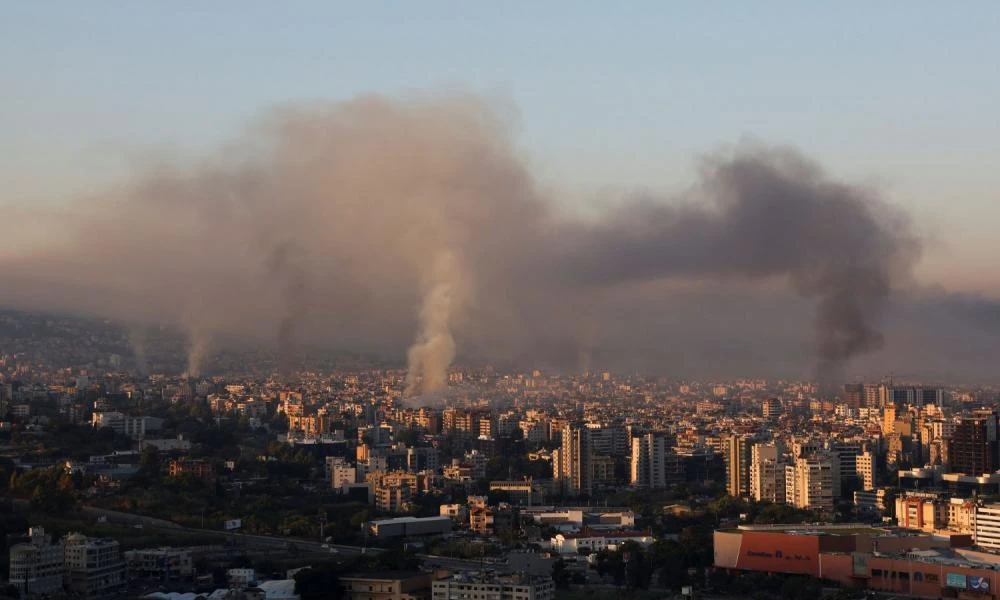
[973,504,1000,550]
[630,433,670,489]
[750,443,785,503]
[555,424,593,496]
[785,453,840,511]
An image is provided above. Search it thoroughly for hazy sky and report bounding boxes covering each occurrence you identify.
[3,2,999,290]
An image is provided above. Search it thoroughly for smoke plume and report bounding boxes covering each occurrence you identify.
[3,90,985,389]
[557,147,920,386]
[267,241,309,380]
[404,250,463,395]
[184,328,213,379]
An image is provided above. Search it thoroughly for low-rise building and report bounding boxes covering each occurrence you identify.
[432,572,554,600]
[369,516,452,538]
[169,458,215,480]
[125,547,193,580]
[341,570,432,600]
[548,529,654,555]
[8,527,65,598]
[64,533,126,599]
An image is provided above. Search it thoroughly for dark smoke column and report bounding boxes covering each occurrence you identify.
[558,145,920,389]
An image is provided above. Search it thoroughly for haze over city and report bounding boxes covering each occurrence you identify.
[3,2,1000,385]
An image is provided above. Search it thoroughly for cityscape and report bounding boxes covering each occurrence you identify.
[3,3,1000,600]
[1,310,1000,600]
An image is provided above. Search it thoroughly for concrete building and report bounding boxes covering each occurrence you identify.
[64,533,126,599]
[785,453,840,511]
[948,497,977,534]
[489,479,545,506]
[896,492,948,532]
[406,447,439,473]
[973,503,1000,550]
[227,567,257,588]
[432,572,554,600]
[326,456,357,491]
[554,424,592,496]
[725,435,754,498]
[630,432,670,489]
[713,522,987,598]
[8,527,65,598]
[548,529,655,555]
[124,547,193,580]
[168,458,215,480]
[749,444,785,503]
[91,412,163,439]
[341,571,432,600]
[857,451,876,491]
[368,516,452,538]
[948,412,999,476]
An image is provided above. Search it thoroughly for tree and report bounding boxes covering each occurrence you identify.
[139,446,161,477]
[781,576,822,600]
[552,558,571,589]
[350,509,369,529]
[294,564,344,600]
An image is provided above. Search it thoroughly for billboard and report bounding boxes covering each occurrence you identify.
[733,532,822,575]
[224,519,242,530]
[969,576,990,592]
[945,573,967,589]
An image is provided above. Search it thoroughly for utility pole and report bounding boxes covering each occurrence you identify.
[318,509,327,541]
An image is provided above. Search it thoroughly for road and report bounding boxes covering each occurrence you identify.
[77,503,380,556]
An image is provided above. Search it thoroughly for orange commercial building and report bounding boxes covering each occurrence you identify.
[715,525,994,599]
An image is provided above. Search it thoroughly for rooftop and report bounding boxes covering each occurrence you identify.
[722,523,889,536]
[341,570,427,581]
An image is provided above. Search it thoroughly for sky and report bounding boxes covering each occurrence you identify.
[2,1,999,290]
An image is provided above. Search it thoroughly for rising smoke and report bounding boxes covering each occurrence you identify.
[267,241,309,381]
[0,91,971,390]
[556,147,920,387]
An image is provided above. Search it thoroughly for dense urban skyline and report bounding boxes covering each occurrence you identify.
[6,6,1000,600]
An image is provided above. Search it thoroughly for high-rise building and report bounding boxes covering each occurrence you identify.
[828,442,861,477]
[843,384,863,409]
[857,451,876,491]
[587,423,629,458]
[554,424,593,496]
[8,527,65,598]
[725,435,754,498]
[881,406,897,436]
[785,453,840,511]
[406,447,439,473]
[630,433,670,489]
[948,412,1000,476]
[750,444,785,503]
[761,397,782,420]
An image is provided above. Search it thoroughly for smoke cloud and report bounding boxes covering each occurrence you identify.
[557,147,920,387]
[2,91,990,388]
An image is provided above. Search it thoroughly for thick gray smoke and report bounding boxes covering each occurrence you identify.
[558,148,920,387]
[0,92,954,389]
